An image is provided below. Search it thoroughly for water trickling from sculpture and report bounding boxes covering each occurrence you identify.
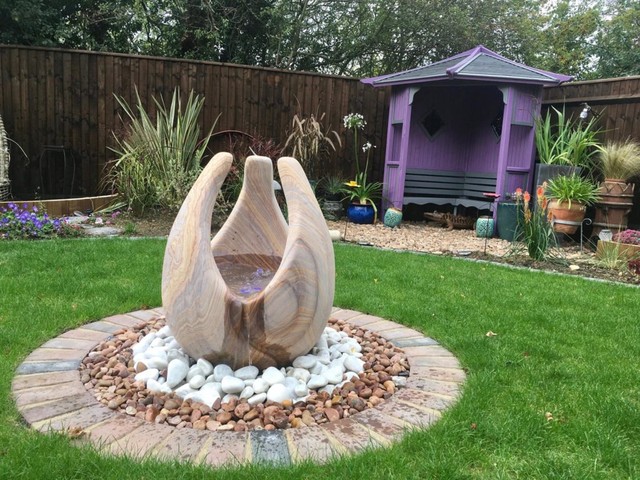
[162,153,335,370]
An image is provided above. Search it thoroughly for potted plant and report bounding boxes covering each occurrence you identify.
[320,175,345,220]
[596,229,640,262]
[342,113,383,224]
[546,174,600,234]
[534,107,601,193]
[592,141,640,236]
[342,173,383,224]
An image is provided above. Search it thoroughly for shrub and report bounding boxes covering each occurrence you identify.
[106,88,217,213]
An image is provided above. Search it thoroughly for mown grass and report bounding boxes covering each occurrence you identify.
[0,239,639,479]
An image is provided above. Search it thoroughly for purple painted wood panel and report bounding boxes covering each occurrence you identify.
[382,88,412,209]
[405,86,503,173]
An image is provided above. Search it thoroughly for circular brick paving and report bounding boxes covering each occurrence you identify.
[12,307,466,466]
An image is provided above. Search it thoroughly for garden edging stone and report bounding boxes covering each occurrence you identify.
[12,307,466,467]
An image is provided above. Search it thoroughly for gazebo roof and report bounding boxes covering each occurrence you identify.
[362,45,572,87]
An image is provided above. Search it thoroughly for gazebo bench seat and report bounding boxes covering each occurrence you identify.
[403,168,497,211]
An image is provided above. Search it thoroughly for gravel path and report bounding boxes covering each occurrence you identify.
[326,220,512,257]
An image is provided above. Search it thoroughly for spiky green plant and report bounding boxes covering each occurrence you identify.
[596,140,640,180]
[546,174,600,209]
[535,107,601,168]
[106,88,218,212]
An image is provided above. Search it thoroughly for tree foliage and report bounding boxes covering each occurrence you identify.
[0,0,637,80]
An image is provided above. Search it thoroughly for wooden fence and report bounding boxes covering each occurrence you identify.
[0,45,388,198]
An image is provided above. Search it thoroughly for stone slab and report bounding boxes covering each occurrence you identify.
[104,422,174,458]
[329,309,364,322]
[13,380,89,408]
[20,391,97,425]
[12,371,79,391]
[409,366,467,383]
[377,327,424,341]
[390,337,440,348]
[351,408,407,441]
[85,415,146,447]
[16,360,81,375]
[285,425,342,464]
[321,418,386,453]
[41,337,100,351]
[250,430,291,466]
[409,356,462,369]
[127,309,163,322]
[393,388,457,411]
[342,313,385,328]
[82,321,123,334]
[153,428,212,463]
[59,328,110,343]
[34,404,115,433]
[202,432,249,467]
[405,376,462,398]
[101,314,145,328]
[25,348,88,363]
[375,399,440,428]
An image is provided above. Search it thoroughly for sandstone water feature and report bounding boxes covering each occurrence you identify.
[162,153,335,370]
[96,152,408,429]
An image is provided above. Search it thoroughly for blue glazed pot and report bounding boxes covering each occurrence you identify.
[347,203,375,224]
[383,207,403,228]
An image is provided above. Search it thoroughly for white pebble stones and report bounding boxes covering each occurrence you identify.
[132,325,366,409]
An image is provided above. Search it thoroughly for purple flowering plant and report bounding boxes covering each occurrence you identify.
[612,229,640,246]
[0,203,80,240]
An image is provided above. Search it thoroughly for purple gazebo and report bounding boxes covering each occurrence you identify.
[363,45,572,223]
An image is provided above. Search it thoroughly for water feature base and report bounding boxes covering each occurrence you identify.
[12,307,465,466]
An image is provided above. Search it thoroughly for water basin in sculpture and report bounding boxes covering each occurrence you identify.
[215,254,280,299]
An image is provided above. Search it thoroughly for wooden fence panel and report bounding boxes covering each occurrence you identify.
[0,45,390,198]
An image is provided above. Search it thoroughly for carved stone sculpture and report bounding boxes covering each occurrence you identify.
[162,153,335,369]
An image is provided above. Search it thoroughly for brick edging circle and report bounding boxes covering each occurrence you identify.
[12,307,466,466]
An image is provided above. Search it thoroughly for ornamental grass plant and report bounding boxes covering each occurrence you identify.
[106,88,217,213]
[596,140,640,180]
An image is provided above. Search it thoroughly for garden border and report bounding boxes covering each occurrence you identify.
[12,307,466,467]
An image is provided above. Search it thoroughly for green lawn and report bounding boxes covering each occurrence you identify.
[1,239,639,479]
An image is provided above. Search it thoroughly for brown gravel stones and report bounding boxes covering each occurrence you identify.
[80,316,410,431]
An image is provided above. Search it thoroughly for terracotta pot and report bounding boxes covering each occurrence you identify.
[548,199,586,234]
[593,179,635,236]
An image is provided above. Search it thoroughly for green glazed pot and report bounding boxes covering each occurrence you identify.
[383,207,403,228]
